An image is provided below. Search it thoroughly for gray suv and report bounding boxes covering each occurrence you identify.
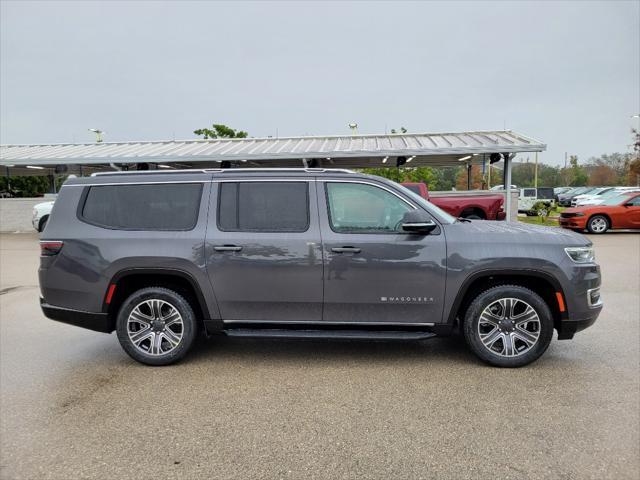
[39,168,602,367]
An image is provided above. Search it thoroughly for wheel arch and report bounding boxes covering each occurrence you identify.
[38,215,49,232]
[587,213,611,229]
[460,206,487,219]
[103,268,213,331]
[449,269,567,331]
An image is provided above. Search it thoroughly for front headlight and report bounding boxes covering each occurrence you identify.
[565,246,595,263]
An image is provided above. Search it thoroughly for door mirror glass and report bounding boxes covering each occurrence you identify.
[401,210,437,234]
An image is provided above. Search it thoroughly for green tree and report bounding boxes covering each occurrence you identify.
[194,124,248,139]
[0,175,52,197]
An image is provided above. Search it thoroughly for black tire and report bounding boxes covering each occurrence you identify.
[39,216,49,232]
[463,285,554,368]
[116,287,198,366]
[587,215,609,234]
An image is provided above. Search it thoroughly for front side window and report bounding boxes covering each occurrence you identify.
[626,195,640,206]
[218,182,309,232]
[326,182,413,233]
[81,183,203,230]
[523,188,536,197]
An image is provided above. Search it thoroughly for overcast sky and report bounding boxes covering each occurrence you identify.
[1,0,638,165]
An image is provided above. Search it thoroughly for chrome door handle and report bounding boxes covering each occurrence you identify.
[331,247,361,254]
[214,245,243,252]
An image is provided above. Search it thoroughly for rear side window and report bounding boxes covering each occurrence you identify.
[81,183,203,230]
[218,182,309,232]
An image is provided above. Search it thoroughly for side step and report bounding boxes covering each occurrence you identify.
[224,329,437,341]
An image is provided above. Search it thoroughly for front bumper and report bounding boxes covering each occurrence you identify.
[559,217,587,230]
[556,307,602,340]
[40,298,114,333]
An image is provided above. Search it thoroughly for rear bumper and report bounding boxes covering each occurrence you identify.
[40,298,113,333]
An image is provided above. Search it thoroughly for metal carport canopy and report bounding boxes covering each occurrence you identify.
[0,130,545,173]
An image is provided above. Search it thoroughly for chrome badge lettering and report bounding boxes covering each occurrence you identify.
[380,296,434,303]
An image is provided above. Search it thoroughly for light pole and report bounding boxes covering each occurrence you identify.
[88,128,105,143]
[348,123,358,135]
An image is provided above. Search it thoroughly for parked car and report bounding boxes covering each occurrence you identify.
[557,187,598,207]
[559,191,640,233]
[40,168,602,368]
[401,182,505,220]
[553,187,572,198]
[490,184,518,191]
[571,187,613,207]
[575,187,640,207]
[518,187,555,216]
[32,201,54,232]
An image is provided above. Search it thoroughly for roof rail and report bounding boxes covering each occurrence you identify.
[91,169,212,177]
[91,167,354,177]
[211,168,354,174]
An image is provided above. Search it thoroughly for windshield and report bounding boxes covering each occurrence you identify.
[393,183,457,223]
[600,193,638,206]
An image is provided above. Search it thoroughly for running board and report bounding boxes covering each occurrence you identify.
[224,329,437,341]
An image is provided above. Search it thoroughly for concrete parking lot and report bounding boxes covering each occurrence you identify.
[0,232,638,480]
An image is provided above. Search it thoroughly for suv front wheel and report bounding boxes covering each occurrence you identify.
[463,285,554,367]
[116,287,198,366]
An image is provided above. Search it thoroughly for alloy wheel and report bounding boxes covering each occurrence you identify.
[589,217,608,233]
[477,297,541,357]
[127,299,184,356]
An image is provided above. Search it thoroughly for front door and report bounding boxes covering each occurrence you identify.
[318,180,447,324]
[205,179,323,322]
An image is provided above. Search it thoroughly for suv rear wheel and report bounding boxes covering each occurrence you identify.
[116,287,197,366]
[463,285,553,367]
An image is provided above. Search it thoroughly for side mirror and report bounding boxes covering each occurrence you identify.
[401,210,437,234]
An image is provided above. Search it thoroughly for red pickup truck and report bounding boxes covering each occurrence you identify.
[402,182,506,220]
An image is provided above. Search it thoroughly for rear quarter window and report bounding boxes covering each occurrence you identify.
[80,183,203,231]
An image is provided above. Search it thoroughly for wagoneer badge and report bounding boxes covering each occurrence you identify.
[381,296,434,303]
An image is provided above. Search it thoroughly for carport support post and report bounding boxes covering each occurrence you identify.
[466,163,472,190]
[503,153,512,221]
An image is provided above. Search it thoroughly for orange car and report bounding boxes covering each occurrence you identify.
[559,191,640,233]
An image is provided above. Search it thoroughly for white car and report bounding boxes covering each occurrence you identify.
[32,201,54,232]
[575,187,640,206]
[571,187,612,207]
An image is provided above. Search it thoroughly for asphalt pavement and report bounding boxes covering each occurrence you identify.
[1,232,638,480]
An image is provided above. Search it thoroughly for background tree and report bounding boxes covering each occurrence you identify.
[455,165,483,190]
[194,124,248,139]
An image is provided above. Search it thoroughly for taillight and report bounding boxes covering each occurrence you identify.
[40,241,64,256]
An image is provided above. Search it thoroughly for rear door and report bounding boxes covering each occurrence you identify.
[205,178,323,322]
[317,179,447,325]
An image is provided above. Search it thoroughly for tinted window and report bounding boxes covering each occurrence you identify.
[523,188,536,197]
[626,195,640,206]
[326,182,412,233]
[218,182,309,232]
[82,183,202,230]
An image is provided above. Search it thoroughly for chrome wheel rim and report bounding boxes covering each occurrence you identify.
[127,299,183,356]
[590,217,607,232]
[477,298,541,357]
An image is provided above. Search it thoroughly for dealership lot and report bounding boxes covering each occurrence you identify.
[0,232,638,479]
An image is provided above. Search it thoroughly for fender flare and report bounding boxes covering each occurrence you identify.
[446,268,567,324]
[105,267,212,321]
